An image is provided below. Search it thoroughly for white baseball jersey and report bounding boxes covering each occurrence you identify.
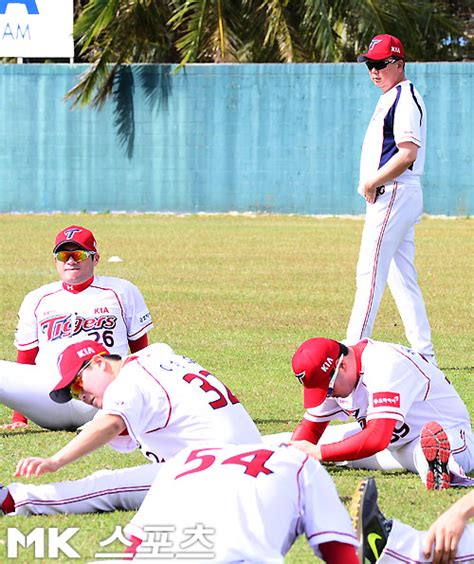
[305,340,470,449]
[358,79,426,194]
[15,275,153,368]
[125,443,358,562]
[102,343,262,462]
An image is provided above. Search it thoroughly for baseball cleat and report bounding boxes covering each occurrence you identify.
[421,421,451,490]
[350,477,392,563]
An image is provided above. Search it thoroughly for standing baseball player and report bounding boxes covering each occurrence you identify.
[346,34,436,364]
[122,443,359,563]
[0,224,153,431]
[2,339,261,515]
[288,337,474,489]
[351,477,474,563]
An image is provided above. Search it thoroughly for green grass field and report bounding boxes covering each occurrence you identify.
[0,214,472,562]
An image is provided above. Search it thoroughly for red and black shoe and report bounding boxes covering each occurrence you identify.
[421,421,451,490]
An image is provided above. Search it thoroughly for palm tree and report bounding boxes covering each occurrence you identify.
[68,0,466,108]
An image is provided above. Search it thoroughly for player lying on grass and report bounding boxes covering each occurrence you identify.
[351,477,474,563]
[0,225,153,432]
[288,337,474,490]
[118,443,359,563]
[0,339,261,515]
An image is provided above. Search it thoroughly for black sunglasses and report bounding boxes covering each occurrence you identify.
[365,59,397,71]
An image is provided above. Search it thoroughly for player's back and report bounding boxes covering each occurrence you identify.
[125,443,357,562]
[105,343,262,461]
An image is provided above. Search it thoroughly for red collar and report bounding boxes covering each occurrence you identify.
[351,339,369,376]
[62,276,94,294]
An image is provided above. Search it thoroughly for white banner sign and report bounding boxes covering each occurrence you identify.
[0,0,73,58]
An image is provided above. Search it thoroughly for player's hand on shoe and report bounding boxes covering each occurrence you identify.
[288,440,322,461]
[0,421,28,431]
[15,457,60,478]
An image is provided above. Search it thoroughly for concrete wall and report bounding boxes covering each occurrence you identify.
[1,63,472,215]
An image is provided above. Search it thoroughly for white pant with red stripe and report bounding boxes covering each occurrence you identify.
[9,464,159,515]
[346,182,434,357]
[0,359,97,430]
[379,520,474,563]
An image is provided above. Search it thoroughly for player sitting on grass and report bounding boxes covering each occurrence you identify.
[288,337,474,490]
[351,477,474,563]
[120,443,359,563]
[0,339,261,515]
[0,224,153,432]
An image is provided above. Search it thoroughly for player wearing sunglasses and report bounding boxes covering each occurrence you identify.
[346,34,436,368]
[0,225,153,432]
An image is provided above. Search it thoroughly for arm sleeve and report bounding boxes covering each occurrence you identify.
[320,418,396,462]
[291,418,329,444]
[14,291,40,351]
[394,89,423,147]
[128,333,148,353]
[302,459,358,556]
[319,541,359,564]
[122,281,153,340]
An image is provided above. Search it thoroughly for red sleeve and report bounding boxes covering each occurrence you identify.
[128,333,149,353]
[17,347,39,365]
[319,541,359,564]
[12,348,39,424]
[320,418,397,462]
[291,417,329,444]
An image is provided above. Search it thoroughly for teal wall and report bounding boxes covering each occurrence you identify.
[1,63,472,215]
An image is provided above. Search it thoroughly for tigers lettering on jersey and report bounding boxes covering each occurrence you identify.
[40,313,118,341]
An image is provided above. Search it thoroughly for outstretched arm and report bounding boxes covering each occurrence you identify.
[423,491,474,564]
[290,418,396,461]
[15,413,126,477]
[291,418,329,444]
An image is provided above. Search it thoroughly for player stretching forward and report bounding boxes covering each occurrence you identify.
[288,337,474,489]
[1,339,261,515]
[351,477,474,563]
[0,225,153,431]
[121,443,359,563]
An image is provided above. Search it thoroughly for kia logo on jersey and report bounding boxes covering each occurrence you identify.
[372,392,400,407]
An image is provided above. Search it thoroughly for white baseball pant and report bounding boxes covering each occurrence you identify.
[346,183,434,357]
[380,519,474,563]
[9,463,159,515]
[0,359,97,430]
[263,425,474,486]
[318,422,474,486]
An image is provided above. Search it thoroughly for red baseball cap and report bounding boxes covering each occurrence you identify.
[53,225,98,253]
[50,340,109,404]
[357,34,404,62]
[292,338,348,408]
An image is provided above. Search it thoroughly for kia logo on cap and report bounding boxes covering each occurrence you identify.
[78,347,96,358]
